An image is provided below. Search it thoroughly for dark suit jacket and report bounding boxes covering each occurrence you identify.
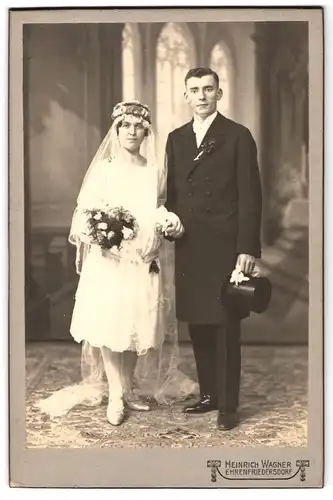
[165,112,262,324]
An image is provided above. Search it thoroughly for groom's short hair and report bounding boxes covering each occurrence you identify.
[185,67,219,87]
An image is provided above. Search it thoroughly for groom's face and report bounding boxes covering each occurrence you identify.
[185,74,222,120]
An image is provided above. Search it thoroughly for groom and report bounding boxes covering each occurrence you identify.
[164,67,262,430]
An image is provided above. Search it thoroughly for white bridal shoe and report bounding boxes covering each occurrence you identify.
[107,398,125,426]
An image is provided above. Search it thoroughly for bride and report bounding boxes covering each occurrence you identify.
[36,101,197,426]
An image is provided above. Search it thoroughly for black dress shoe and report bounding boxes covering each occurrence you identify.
[183,395,217,414]
[217,410,239,430]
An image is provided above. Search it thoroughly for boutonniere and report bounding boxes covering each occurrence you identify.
[194,138,217,162]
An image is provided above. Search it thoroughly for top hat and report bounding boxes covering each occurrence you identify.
[221,275,272,319]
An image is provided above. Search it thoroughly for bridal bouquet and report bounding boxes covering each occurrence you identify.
[83,205,138,251]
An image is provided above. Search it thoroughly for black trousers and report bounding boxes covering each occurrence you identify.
[188,317,241,412]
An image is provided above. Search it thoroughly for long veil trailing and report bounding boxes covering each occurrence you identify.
[36,110,198,418]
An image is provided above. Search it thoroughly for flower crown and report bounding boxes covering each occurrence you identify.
[111,100,152,129]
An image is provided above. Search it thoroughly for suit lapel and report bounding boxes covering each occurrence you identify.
[179,120,198,162]
[186,112,229,178]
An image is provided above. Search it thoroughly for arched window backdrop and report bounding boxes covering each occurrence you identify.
[209,41,234,119]
[156,22,196,162]
[122,23,142,102]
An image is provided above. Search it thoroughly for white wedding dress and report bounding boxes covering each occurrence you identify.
[70,156,168,354]
[35,156,199,418]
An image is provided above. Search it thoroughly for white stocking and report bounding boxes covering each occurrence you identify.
[120,350,139,395]
[101,347,124,402]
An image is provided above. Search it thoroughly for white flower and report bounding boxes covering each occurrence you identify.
[93,212,102,220]
[230,266,250,286]
[122,227,134,240]
[107,231,116,239]
[98,222,108,230]
[101,230,107,236]
[108,208,119,217]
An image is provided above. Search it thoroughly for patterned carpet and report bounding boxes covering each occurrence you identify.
[26,342,308,448]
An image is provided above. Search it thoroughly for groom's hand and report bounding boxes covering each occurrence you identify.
[236,254,255,275]
[165,219,184,238]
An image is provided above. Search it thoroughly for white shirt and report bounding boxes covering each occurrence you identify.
[193,111,218,148]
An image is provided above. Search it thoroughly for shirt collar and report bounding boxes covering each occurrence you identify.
[193,110,218,132]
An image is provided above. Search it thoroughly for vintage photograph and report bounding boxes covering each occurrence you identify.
[9,7,323,488]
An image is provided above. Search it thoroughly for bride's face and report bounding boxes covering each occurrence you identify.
[117,115,146,153]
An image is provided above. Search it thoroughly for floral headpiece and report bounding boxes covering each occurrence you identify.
[111,100,152,129]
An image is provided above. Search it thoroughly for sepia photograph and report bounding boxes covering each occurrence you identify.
[9,7,323,488]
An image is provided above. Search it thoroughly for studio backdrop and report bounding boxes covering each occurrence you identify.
[23,21,309,345]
